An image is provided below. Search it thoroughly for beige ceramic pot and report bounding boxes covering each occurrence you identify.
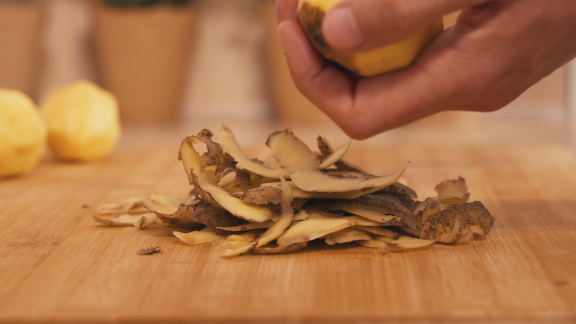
[260,1,332,124]
[92,0,197,123]
[0,0,45,98]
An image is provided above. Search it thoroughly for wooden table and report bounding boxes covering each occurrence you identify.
[1,122,576,323]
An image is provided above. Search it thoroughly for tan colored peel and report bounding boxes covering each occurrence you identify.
[142,193,181,215]
[318,139,351,169]
[95,197,146,215]
[273,210,312,222]
[324,228,372,245]
[222,241,256,257]
[174,227,224,245]
[213,126,288,178]
[217,169,254,194]
[251,242,308,254]
[317,136,370,174]
[339,215,383,227]
[181,192,198,205]
[435,176,470,201]
[337,205,399,223]
[144,198,201,230]
[354,225,399,239]
[277,215,355,247]
[218,171,236,188]
[290,163,408,193]
[261,181,399,200]
[303,199,402,224]
[219,230,264,257]
[240,186,282,205]
[256,178,295,247]
[374,235,434,250]
[263,154,281,169]
[355,240,388,254]
[225,230,262,242]
[93,213,157,229]
[92,126,496,257]
[217,220,275,232]
[190,203,245,235]
[179,135,272,222]
[266,129,320,173]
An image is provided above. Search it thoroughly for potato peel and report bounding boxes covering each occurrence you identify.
[142,193,203,230]
[250,242,308,254]
[317,136,370,174]
[256,178,295,247]
[217,220,275,232]
[324,228,372,245]
[318,139,351,169]
[241,186,282,205]
[93,126,494,257]
[374,235,434,250]
[213,126,288,178]
[174,227,224,245]
[356,240,388,254]
[95,197,146,215]
[435,176,470,201]
[93,213,158,229]
[261,181,403,200]
[290,163,408,193]
[304,199,401,224]
[277,215,356,247]
[179,134,273,222]
[354,226,399,239]
[142,193,181,215]
[420,201,493,243]
[192,202,247,236]
[218,170,237,188]
[266,129,320,174]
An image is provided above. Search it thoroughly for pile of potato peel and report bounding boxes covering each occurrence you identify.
[92,127,495,257]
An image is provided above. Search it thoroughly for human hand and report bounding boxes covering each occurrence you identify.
[274,0,576,139]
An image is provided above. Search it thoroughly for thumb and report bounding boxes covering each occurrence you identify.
[322,0,487,52]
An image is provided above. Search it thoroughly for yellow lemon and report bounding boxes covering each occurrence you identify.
[41,81,121,161]
[0,89,47,178]
[298,0,443,77]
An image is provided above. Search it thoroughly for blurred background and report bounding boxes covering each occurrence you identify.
[0,0,574,147]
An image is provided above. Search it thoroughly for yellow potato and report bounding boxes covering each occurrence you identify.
[41,81,121,161]
[0,89,47,178]
[298,0,443,77]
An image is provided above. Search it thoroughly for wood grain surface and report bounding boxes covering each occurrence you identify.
[1,129,576,323]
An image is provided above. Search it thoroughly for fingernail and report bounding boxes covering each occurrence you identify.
[323,7,365,50]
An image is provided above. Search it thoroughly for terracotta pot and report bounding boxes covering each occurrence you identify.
[92,0,197,123]
[260,1,332,124]
[0,0,45,98]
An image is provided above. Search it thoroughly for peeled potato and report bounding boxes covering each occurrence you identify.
[41,81,121,161]
[0,89,47,178]
[298,0,443,77]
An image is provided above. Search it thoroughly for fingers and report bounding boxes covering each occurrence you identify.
[278,20,355,121]
[278,17,504,139]
[278,17,445,139]
[323,0,490,52]
[275,0,299,23]
[277,0,576,140]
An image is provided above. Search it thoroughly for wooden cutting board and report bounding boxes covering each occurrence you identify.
[1,140,575,323]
